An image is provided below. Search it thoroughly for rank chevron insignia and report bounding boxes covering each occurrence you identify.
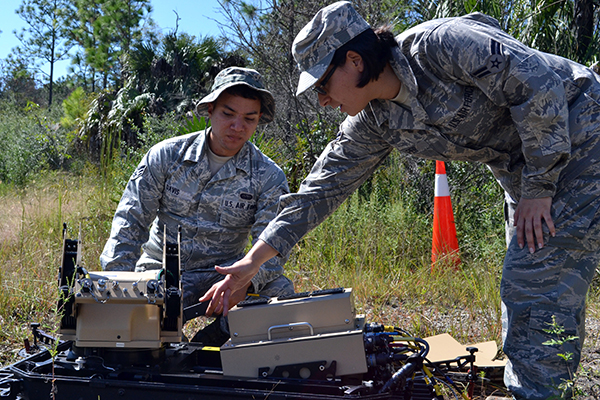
[472,39,507,78]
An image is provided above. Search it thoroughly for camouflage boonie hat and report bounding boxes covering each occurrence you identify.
[292,1,371,96]
[196,67,275,124]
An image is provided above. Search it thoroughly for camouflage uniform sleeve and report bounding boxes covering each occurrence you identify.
[423,16,570,199]
[100,145,167,271]
[259,116,393,258]
[247,163,290,293]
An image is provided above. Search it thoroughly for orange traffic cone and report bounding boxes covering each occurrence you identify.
[432,161,461,269]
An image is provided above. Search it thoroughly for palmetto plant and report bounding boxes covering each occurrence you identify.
[79,33,244,169]
[127,33,228,114]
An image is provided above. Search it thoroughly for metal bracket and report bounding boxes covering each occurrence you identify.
[258,360,337,381]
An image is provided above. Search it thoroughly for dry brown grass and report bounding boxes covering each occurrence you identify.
[0,172,113,364]
[1,171,598,399]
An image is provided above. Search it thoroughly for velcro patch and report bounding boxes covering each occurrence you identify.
[472,39,507,78]
[130,165,147,180]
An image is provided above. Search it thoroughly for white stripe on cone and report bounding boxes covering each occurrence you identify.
[434,173,450,197]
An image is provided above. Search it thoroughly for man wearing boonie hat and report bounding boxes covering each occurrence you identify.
[100,66,294,345]
[202,2,600,399]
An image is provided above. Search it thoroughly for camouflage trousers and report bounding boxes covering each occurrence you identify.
[181,269,295,338]
[502,167,600,399]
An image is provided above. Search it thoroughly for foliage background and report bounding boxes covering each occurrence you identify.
[0,0,599,396]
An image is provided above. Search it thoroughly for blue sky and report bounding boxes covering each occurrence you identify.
[0,0,226,79]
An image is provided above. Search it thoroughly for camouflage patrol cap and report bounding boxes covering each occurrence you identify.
[196,67,275,124]
[292,1,371,96]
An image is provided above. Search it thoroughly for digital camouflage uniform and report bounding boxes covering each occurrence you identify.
[101,129,294,308]
[262,6,600,400]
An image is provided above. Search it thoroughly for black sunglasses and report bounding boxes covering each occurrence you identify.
[312,64,338,95]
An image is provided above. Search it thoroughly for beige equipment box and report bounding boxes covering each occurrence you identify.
[58,227,182,349]
[220,288,368,379]
[59,270,182,348]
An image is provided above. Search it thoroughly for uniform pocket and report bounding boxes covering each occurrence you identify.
[161,184,193,216]
[219,199,256,228]
[551,181,600,246]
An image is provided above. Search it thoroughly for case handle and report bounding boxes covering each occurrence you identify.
[267,322,314,340]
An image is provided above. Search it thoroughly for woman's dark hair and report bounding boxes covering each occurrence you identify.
[331,26,398,88]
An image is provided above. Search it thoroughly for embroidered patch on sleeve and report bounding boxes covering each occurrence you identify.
[472,39,507,78]
[130,165,147,181]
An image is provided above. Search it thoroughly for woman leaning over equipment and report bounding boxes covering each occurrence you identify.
[201,3,600,399]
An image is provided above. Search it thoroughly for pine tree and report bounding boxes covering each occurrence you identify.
[14,0,75,107]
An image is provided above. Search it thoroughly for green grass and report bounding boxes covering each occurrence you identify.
[0,170,115,364]
[0,165,598,400]
[0,167,502,362]
[285,191,506,344]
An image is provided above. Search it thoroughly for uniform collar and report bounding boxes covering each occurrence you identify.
[183,128,252,176]
[368,46,430,131]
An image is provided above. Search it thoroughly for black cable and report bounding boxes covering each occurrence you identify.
[378,355,421,394]
[424,356,466,397]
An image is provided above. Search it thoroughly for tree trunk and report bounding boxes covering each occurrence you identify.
[49,27,56,108]
[574,0,595,62]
